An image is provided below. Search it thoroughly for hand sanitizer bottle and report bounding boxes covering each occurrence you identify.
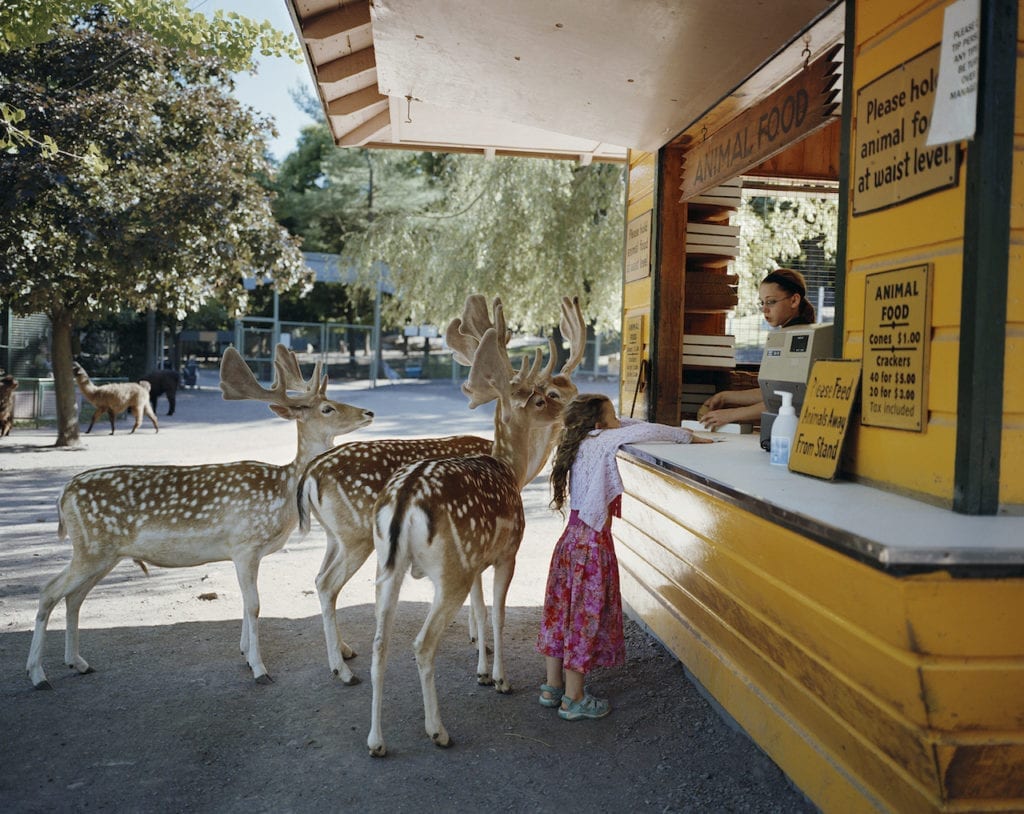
[770,390,798,467]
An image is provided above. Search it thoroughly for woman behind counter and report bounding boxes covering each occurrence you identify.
[699,268,816,431]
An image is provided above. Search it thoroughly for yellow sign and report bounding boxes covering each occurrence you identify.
[790,360,862,480]
[861,265,930,431]
[622,313,647,417]
[624,211,652,282]
[853,46,959,215]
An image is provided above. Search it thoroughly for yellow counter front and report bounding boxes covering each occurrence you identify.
[614,437,1024,813]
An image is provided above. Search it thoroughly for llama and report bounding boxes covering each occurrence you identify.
[141,368,180,415]
[71,362,159,434]
[26,344,374,689]
[367,295,585,756]
[0,374,18,437]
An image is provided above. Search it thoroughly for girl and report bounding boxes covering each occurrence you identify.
[699,268,817,430]
[536,393,711,720]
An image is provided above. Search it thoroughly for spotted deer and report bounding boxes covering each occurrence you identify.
[26,344,373,690]
[366,295,585,756]
[298,296,584,687]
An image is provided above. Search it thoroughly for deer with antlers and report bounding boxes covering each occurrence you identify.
[298,296,584,688]
[26,344,373,690]
[365,295,585,756]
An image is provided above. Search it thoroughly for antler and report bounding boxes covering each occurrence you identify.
[557,295,586,378]
[220,344,325,406]
[444,294,512,367]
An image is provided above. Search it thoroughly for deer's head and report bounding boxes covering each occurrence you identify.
[445,295,585,484]
[220,344,373,448]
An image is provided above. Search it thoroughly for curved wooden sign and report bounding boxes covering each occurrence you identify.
[680,46,842,202]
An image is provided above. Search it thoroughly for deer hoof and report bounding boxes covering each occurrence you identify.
[342,674,361,686]
[69,664,95,675]
[432,732,453,749]
[33,679,53,691]
[254,673,274,685]
[494,678,513,694]
[476,673,493,686]
[369,744,388,758]
[341,647,357,660]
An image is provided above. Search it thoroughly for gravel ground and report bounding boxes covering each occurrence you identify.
[0,370,816,813]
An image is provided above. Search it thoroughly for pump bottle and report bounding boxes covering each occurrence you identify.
[770,390,798,467]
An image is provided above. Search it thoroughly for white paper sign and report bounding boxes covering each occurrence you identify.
[927,0,980,145]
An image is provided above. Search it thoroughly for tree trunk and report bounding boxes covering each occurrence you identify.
[50,308,80,447]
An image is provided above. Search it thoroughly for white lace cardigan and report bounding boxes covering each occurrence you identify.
[569,418,696,530]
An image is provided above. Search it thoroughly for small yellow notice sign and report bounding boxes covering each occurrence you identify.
[790,360,862,480]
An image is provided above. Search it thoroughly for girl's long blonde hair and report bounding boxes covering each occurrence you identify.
[549,394,612,512]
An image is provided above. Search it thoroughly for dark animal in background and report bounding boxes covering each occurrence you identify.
[71,362,159,434]
[0,374,18,437]
[142,369,181,416]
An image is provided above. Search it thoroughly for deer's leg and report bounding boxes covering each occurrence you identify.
[62,560,117,676]
[26,554,115,689]
[233,555,270,684]
[107,408,117,435]
[368,564,405,758]
[468,574,491,684]
[316,531,372,684]
[414,575,472,749]
[488,557,516,694]
[144,403,159,432]
[84,408,99,434]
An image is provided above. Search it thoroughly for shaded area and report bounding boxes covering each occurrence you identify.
[0,607,813,813]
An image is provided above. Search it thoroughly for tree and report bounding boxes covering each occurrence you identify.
[274,128,626,336]
[0,9,307,446]
[1,0,297,159]
[352,154,626,335]
[733,194,838,315]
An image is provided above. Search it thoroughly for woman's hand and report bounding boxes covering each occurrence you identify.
[700,408,739,431]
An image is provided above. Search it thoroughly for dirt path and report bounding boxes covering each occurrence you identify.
[0,376,816,812]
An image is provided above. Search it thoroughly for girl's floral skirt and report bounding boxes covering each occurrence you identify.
[535,506,625,674]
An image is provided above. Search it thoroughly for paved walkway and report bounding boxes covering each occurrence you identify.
[0,367,816,812]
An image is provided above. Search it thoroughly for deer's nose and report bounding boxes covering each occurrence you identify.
[364,410,375,418]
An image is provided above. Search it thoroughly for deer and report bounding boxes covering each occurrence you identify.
[26,344,374,690]
[366,295,585,757]
[298,297,584,687]
[71,361,159,434]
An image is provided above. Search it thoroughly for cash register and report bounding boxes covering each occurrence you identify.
[757,323,836,450]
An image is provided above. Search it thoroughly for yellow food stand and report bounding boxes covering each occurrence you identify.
[289,1,1022,809]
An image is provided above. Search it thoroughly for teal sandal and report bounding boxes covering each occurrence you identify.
[538,684,563,708]
[558,692,611,721]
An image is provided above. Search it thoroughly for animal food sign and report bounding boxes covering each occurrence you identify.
[861,265,930,431]
[853,46,959,214]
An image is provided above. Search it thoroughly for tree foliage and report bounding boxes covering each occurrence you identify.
[0,8,305,444]
[733,193,838,315]
[1,0,297,157]
[274,127,626,334]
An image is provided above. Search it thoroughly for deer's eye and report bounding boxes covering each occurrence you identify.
[547,390,561,400]
[321,405,335,414]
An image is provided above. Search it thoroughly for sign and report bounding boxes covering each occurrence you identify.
[624,211,652,282]
[622,312,647,417]
[927,0,980,145]
[853,46,959,215]
[789,360,861,480]
[861,265,930,431]
[680,47,841,201]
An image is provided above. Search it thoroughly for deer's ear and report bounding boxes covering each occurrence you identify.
[268,404,301,422]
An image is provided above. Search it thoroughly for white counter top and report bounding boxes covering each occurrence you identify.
[621,435,1024,573]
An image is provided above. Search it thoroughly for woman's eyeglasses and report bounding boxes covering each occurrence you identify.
[758,297,785,309]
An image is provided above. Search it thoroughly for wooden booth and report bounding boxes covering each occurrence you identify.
[288,1,1023,810]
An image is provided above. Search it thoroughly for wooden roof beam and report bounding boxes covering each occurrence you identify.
[326,86,388,117]
[301,1,372,42]
[318,47,377,85]
[337,110,390,146]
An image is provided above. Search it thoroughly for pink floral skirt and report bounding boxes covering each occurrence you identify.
[535,502,626,674]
